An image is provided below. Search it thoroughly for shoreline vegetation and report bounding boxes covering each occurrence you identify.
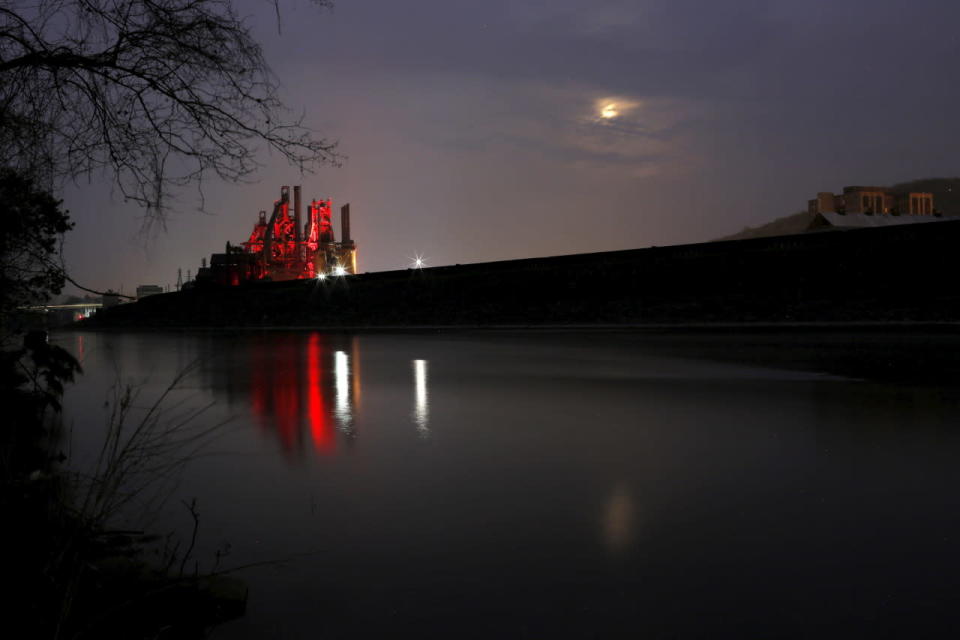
[2,331,245,639]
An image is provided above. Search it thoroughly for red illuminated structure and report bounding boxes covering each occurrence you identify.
[197,185,357,285]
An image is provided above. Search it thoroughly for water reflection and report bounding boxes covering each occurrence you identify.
[229,333,363,455]
[248,335,303,450]
[59,331,960,637]
[334,350,353,434]
[412,359,429,438]
[602,484,636,553]
[198,334,444,455]
[306,334,333,454]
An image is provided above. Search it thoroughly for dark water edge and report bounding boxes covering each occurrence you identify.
[55,328,960,639]
[72,323,960,384]
[2,335,247,640]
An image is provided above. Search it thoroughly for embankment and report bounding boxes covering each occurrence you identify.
[88,220,960,329]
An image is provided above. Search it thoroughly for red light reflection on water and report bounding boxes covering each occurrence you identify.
[274,367,300,450]
[249,341,270,424]
[307,333,335,454]
[246,333,340,455]
[248,337,300,451]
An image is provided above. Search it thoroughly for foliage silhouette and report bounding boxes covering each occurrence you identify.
[0,0,338,219]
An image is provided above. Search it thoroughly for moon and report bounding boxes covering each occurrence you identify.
[600,103,619,119]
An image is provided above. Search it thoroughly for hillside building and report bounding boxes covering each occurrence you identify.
[808,186,935,216]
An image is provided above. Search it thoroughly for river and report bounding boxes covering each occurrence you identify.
[57,329,960,638]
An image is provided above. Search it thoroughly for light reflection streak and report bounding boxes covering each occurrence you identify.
[334,350,353,433]
[603,484,636,553]
[351,337,362,410]
[306,334,334,454]
[413,359,429,438]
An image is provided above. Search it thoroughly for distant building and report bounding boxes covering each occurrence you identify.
[136,284,164,300]
[808,185,935,216]
[102,290,121,308]
[720,185,950,242]
[196,185,358,286]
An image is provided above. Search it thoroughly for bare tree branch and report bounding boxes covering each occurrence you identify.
[0,0,339,220]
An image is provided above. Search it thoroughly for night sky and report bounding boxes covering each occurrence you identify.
[62,0,960,294]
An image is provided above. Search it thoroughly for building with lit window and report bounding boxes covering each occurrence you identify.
[808,186,935,216]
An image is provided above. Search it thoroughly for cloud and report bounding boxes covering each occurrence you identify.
[375,74,697,178]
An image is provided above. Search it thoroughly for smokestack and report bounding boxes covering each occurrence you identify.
[341,203,351,244]
[294,185,302,242]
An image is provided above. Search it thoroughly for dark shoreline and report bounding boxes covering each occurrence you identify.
[72,320,960,333]
[83,220,960,331]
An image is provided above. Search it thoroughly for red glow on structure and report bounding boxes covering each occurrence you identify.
[314,199,335,245]
[238,187,337,281]
[196,185,355,286]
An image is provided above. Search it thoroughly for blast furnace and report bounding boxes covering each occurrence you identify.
[197,185,357,286]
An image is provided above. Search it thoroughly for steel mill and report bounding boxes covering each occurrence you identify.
[196,185,357,285]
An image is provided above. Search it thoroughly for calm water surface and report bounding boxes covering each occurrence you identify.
[58,330,960,638]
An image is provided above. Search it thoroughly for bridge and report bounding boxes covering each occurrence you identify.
[21,302,103,321]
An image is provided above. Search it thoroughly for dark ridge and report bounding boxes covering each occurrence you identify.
[84,219,960,330]
[716,210,815,242]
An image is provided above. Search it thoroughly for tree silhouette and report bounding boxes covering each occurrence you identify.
[0,168,72,327]
[0,0,338,218]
